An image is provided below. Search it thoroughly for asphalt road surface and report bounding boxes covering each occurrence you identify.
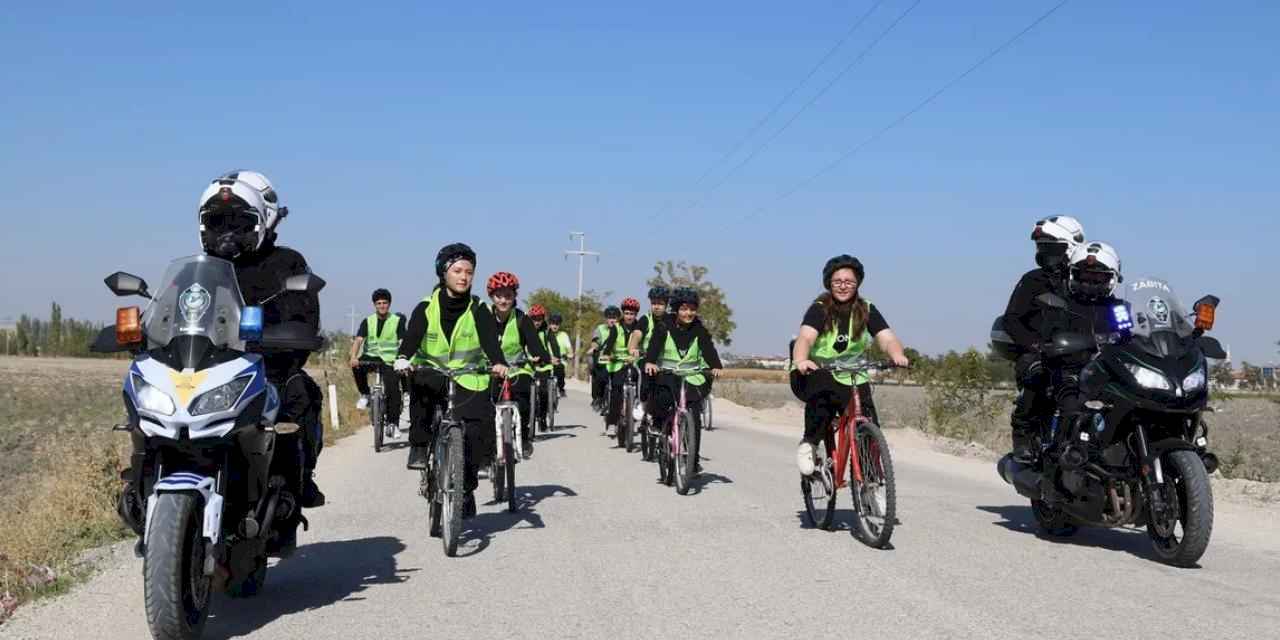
[8,384,1280,639]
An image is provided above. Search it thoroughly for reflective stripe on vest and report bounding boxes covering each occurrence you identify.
[807,299,872,386]
[410,288,489,391]
[362,313,400,364]
[660,328,706,387]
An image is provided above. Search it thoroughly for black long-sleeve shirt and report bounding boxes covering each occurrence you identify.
[1002,268,1066,350]
[493,308,552,364]
[644,317,723,370]
[396,289,506,366]
[230,239,320,378]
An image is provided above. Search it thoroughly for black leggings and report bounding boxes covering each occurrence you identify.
[407,371,495,492]
[789,370,879,444]
[649,374,711,461]
[352,361,402,421]
[554,364,567,393]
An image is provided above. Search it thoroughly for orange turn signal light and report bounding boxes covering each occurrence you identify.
[1194,304,1216,331]
[116,306,142,345]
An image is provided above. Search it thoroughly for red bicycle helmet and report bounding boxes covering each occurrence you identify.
[621,297,641,312]
[486,271,520,296]
[529,304,547,318]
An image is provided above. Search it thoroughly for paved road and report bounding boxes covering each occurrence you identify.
[8,385,1280,639]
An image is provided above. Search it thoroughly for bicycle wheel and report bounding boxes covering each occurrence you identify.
[441,425,465,556]
[801,439,836,530]
[640,416,654,461]
[657,419,672,485]
[372,393,384,452]
[675,413,695,495]
[547,379,558,430]
[849,422,896,548]
[703,394,714,431]
[426,412,443,538]
[505,440,517,513]
[617,390,631,450]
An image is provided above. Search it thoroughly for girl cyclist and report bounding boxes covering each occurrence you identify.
[791,255,909,476]
[644,287,723,472]
[486,272,551,459]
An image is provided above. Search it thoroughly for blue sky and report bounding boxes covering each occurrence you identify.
[2,1,1277,362]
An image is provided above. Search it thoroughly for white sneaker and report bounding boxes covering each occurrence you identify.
[796,442,816,476]
[356,395,369,410]
[632,405,645,422]
[606,424,617,437]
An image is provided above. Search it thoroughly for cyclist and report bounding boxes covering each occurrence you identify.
[1002,215,1086,461]
[589,308,619,414]
[629,286,668,421]
[790,256,909,476]
[486,270,552,459]
[527,304,561,432]
[349,288,407,433]
[547,313,573,398]
[643,287,723,471]
[394,243,509,519]
[601,298,642,437]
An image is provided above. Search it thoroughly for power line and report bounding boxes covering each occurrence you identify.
[652,0,888,220]
[675,0,923,216]
[747,0,1071,219]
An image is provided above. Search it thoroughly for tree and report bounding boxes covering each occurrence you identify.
[49,302,62,356]
[1210,362,1235,388]
[527,287,608,375]
[647,260,736,345]
[1240,361,1263,390]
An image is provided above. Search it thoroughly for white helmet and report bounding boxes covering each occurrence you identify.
[1068,241,1122,299]
[197,171,286,259]
[1031,215,1085,273]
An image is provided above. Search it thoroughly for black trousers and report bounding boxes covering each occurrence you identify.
[352,361,402,421]
[1011,354,1050,435]
[407,370,495,492]
[605,367,635,425]
[553,364,567,393]
[274,370,325,471]
[591,363,608,402]
[789,370,879,444]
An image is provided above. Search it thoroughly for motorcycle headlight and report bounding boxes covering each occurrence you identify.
[1124,362,1172,391]
[131,374,175,416]
[189,375,253,416]
[1182,365,1206,393]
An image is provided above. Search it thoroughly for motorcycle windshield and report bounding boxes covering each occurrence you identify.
[1123,277,1194,358]
[144,255,246,352]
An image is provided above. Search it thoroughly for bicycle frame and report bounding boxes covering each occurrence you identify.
[494,374,523,464]
[831,388,871,490]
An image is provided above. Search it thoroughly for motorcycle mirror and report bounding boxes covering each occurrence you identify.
[104,271,151,299]
[1197,336,1228,360]
[284,273,326,294]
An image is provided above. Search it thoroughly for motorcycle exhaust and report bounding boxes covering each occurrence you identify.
[997,455,1041,500]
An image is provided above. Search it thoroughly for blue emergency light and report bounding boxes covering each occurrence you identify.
[1111,304,1134,333]
[240,306,264,342]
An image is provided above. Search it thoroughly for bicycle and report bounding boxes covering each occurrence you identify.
[617,361,642,452]
[490,373,523,513]
[359,360,396,452]
[412,363,490,557]
[702,391,714,432]
[799,359,898,549]
[654,366,711,496]
[535,368,558,432]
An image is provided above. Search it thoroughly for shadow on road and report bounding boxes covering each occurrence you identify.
[204,536,415,638]
[687,472,733,495]
[976,504,1185,566]
[459,484,578,558]
[534,433,577,441]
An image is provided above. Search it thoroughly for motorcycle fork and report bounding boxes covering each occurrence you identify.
[1134,425,1169,515]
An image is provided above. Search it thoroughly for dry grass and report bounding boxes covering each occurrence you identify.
[0,357,365,623]
[719,368,789,383]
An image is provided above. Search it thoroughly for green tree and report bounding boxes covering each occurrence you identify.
[527,287,608,375]
[1240,361,1263,390]
[1210,362,1235,388]
[49,302,63,356]
[647,260,736,345]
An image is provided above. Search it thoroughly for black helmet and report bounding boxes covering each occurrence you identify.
[604,306,622,319]
[548,313,563,324]
[371,288,392,303]
[670,287,700,308]
[647,286,670,302]
[822,255,864,290]
[435,243,477,278]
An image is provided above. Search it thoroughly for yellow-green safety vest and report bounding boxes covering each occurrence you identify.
[410,288,490,392]
[660,327,707,386]
[361,313,401,364]
[605,323,635,374]
[496,310,532,379]
[805,300,872,386]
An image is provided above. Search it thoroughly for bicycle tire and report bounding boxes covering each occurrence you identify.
[442,425,465,556]
[372,393,384,452]
[849,422,896,548]
[547,378,558,430]
[675,412,695,495]
[703,394,714,431]
[505,441,517,513]
[801,439,837,530]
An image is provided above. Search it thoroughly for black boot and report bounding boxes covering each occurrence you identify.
[407,445,429,470]
[463,491,477,519]
[301,472,326,508]
[1011,429,1035,463]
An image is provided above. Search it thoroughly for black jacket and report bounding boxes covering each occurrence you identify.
[230,238,320,379]
[1002,268,1067,351]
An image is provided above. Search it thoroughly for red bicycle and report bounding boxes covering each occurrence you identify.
[800,359,898,548]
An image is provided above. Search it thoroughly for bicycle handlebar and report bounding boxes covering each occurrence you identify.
[819,360,904,374]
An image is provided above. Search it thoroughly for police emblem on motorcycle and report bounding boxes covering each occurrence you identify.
[1148,297,1170,326]
[179,283,212,328]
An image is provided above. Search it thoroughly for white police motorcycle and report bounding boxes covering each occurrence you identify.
[94,254,324,640]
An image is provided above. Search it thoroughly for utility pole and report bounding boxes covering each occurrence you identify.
[565,232,600,379]
[346,305,358,336]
